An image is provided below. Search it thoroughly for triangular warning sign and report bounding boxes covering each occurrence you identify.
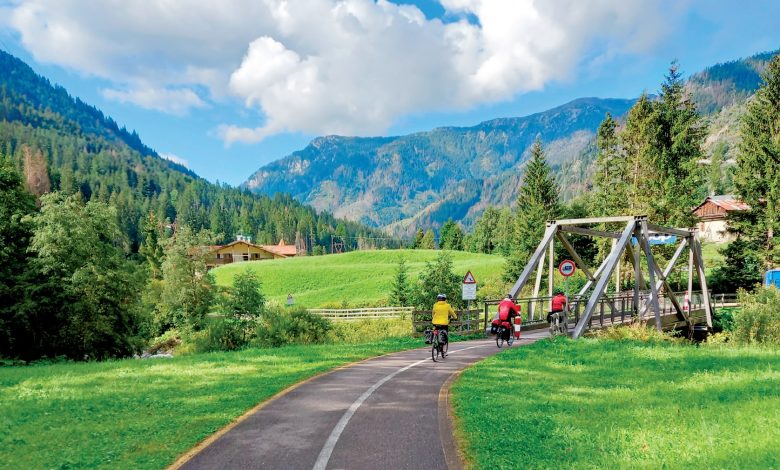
[463,271,477,284]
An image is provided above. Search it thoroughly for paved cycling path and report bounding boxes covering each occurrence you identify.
[176,330,549,470]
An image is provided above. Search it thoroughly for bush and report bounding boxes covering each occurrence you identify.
[731,287,780,345]
[592,321,682,343]
[254,307,333,347]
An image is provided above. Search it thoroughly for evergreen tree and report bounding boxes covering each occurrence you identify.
[707,143,727,196]
[504,139,559,282]
[0,156,36,357]
[651,61,706,226]
[467,206,500,254]
[389,256,412,307]
[139,212,165,279]
[621,93,657,216]
[218,269,266,347]
[439,218,464,251]
[412,228,425,248]
[593,113,628,216]
[420,229,436,249]
[709,236,763,292]
[410,251,463,309]
[732,55,780,267]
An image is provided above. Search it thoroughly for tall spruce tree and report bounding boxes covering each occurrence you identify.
[651,61,706,226]
[732,55,780,267]
[504,139,560,282]
[593,112,629,216]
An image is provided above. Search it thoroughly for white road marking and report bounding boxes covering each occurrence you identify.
[312,343,487,470]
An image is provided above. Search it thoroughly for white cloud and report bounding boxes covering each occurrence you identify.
[160,152,190,168]
[102,87,206,116]
[6,0,675,140]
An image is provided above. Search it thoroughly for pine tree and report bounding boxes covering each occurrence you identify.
[439,218,464,251]
[139,212,165,279]
[504,138,559,282]
[389,257,412,306]
[420,229,436,249]
[593,112,628,216]
[412,228,425,248]
[732,55,780,267]
[621,93,656,216]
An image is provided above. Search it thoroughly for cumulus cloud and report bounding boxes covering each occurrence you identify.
[6,0,675,140]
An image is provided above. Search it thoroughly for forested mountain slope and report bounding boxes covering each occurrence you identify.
[245,98,635,234]
[245,49,778,234]
[0,50,380,251]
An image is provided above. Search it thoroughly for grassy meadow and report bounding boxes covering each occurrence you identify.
[211,249,506,308]
[0,338,427,470]
[451,338,780,469]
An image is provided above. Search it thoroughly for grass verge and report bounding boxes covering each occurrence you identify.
[0,337,427,470]
[451,338,780,469]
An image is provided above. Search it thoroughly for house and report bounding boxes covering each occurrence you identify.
[204,236,299,269]
[691,195,750,243]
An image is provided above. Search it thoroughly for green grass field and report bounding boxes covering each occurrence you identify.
[452,338,780,469]
[211,249,506,308]
[0,338,427,470]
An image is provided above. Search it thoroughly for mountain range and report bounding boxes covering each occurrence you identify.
[244,49,778,235]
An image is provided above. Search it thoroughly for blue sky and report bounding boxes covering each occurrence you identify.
[1,0,779,185]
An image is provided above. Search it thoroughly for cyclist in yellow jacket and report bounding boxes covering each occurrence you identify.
[431,294,457,344]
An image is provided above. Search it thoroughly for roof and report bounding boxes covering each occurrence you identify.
[707,195,750,211]
[692,195,750,214]
[260,239,297,257]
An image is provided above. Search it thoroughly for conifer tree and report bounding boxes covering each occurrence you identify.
[504,139,559,282]
[593,112,628,216]
[732,55,780,267]
[389,256,412,306]
[420,229,436,249]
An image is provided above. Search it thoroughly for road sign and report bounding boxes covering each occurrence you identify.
[462,283,477,300]
[462,270,477,300]
[631,235,677,246]
[558,260,576,277]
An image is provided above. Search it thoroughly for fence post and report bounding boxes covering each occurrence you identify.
[483,303,489,336]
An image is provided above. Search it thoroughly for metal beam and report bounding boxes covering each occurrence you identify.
[645,223,692,238]
[550,216,638,226]
[691,239,714,328]
[557,231,620,316]
[572,219,637,338]
[556,232,595,280]
[639,238,689,316]
[637,222,663,331]
[531,254,544,320]
[509,224,558,299]
[559,226,621,239]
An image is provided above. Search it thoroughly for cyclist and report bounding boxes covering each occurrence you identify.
[431,293,457,347]
[548,290,567,325]
[493,294,520,340]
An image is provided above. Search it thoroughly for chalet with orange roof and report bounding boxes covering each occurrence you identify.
[205,235,299,269]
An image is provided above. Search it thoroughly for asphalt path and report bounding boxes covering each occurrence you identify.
[177,329,549,470]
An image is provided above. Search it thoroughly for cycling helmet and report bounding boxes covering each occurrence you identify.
[437,293,446,300]
[505,293,512,299]
[554,289,564,295]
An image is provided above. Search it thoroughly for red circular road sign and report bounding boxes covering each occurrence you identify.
[558,260,576,277]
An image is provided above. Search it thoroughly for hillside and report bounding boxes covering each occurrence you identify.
[245,50,779,232]
[211,249,506,308]
[245,98,635,234]
[0,50,380,250]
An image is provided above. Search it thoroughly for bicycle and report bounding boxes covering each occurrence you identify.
[428,327,448,362]
[495,322,514,348]
[549,311,568,337]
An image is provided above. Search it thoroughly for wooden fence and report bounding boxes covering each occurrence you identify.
[411,309,482,337]
[307,306,413,320]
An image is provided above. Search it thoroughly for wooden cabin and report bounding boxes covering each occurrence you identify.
[691,195,750,243]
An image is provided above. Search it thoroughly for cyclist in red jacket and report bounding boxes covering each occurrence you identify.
[547,290,567,323]
[493,294,520,340]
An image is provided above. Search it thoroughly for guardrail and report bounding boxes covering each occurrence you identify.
[307,306,413,320]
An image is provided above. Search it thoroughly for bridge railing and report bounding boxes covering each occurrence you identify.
[411,309,482,337]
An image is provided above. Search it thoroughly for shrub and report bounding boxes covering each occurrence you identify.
[731,287,780,345]
[254,307,333,347]
[592,321,682,343]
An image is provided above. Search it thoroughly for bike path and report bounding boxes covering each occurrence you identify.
[177,330,549,470]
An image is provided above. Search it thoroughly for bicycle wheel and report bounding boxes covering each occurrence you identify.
[561,319,569,336]
[441,337,448,357]
[431,336,440,362]
[496,328,505,348]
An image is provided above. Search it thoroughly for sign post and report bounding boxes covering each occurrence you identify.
[462,271,477,311]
